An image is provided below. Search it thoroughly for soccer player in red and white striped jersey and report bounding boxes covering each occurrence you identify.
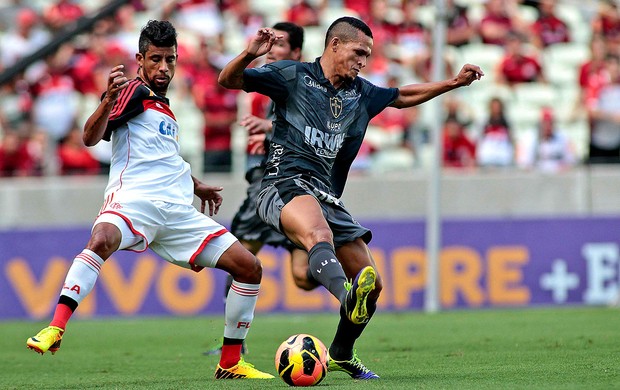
[26,20,273,380]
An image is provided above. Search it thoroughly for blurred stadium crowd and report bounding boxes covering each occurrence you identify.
[0,0,618,177]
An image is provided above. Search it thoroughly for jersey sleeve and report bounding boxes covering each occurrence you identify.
[242,61,295,104]
[362,80,399,119]
[102,80,149,141]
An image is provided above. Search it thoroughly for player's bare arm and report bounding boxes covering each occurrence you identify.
[391,64,483,109]
[83,65,129,146]
[192,176,223,216]
[218,28,283,89]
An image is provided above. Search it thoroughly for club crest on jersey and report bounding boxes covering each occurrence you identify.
[330,97,342,118]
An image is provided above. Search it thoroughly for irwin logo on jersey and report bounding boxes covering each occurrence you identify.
[158,120,179,140]
[304,125,345,158]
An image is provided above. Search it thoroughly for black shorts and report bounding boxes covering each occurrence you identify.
[257,174,372,248]
[230,167,296,251]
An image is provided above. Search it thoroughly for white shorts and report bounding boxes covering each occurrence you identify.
[94,197,236,271]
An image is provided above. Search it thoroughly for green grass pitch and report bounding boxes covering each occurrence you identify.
[2,307,619,389]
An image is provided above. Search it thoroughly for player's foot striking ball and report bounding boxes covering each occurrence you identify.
[275,334,328,386]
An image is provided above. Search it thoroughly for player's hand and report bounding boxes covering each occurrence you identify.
[240,114,272,135]
[456,64,484,86]
[247,28,283,58]
[195,183,223,216]
[248,133,267,154]
[107,64,129,100]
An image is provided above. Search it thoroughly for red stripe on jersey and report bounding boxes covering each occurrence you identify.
[117,125,132,191]
[143,99,176,121]
[188,228,229,272]
[109,79,142,120]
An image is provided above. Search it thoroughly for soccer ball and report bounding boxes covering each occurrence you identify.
[275,333,328,386]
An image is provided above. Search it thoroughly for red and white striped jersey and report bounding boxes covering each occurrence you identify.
[101,78,193,205]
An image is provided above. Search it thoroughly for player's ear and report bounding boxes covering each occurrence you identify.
[135,52,144,74]
[330,37,339,52]
[292,47,302,61]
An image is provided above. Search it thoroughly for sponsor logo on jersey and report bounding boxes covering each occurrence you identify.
[303,75,327,93]
[326,121,341,132]
[330,97,343,118]
[266,142,284,177]
[109,202,122,210]
[342,89,359,100]
[158,120,179,141]
[304,125,345,158]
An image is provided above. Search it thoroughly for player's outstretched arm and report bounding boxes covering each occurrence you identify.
[83,64,129,146]
[391,63,483,109]
[192,176,223,216]
[218,28,283,89]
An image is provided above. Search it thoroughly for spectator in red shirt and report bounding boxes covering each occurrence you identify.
[479,0,525,46]
[592,0,620,54]
[443,115,476,168]
[199,83,238,173]
[57,126,100,175]
[0,131,36,177]
[496,31,545,86]
[476,97,515,167]
[446,0,475,47]
[285,0,320,27]
[42,0,84,33]
[529,0,570,49]
[579,35,611,112]
[395,1,429,66]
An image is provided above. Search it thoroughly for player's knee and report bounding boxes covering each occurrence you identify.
[232,253,263,284]
[307,228,333,247]
[85,230,119,259]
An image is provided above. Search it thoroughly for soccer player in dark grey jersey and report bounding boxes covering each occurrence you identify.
[219,16,483,379]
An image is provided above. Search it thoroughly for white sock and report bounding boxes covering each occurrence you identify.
[223,281,259,340]
[60,249,104,304]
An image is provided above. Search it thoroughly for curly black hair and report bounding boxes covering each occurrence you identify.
[138,20,177,54]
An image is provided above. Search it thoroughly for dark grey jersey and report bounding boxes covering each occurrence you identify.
[243,58,399,197]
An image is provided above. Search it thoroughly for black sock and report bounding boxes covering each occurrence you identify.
[305,267,319,287]
[329,300,377,361]
[308,242,347,303]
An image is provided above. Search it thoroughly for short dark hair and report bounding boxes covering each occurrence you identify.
[272,22,304,51]
[138,20,177,54]
[324,16,373,47]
